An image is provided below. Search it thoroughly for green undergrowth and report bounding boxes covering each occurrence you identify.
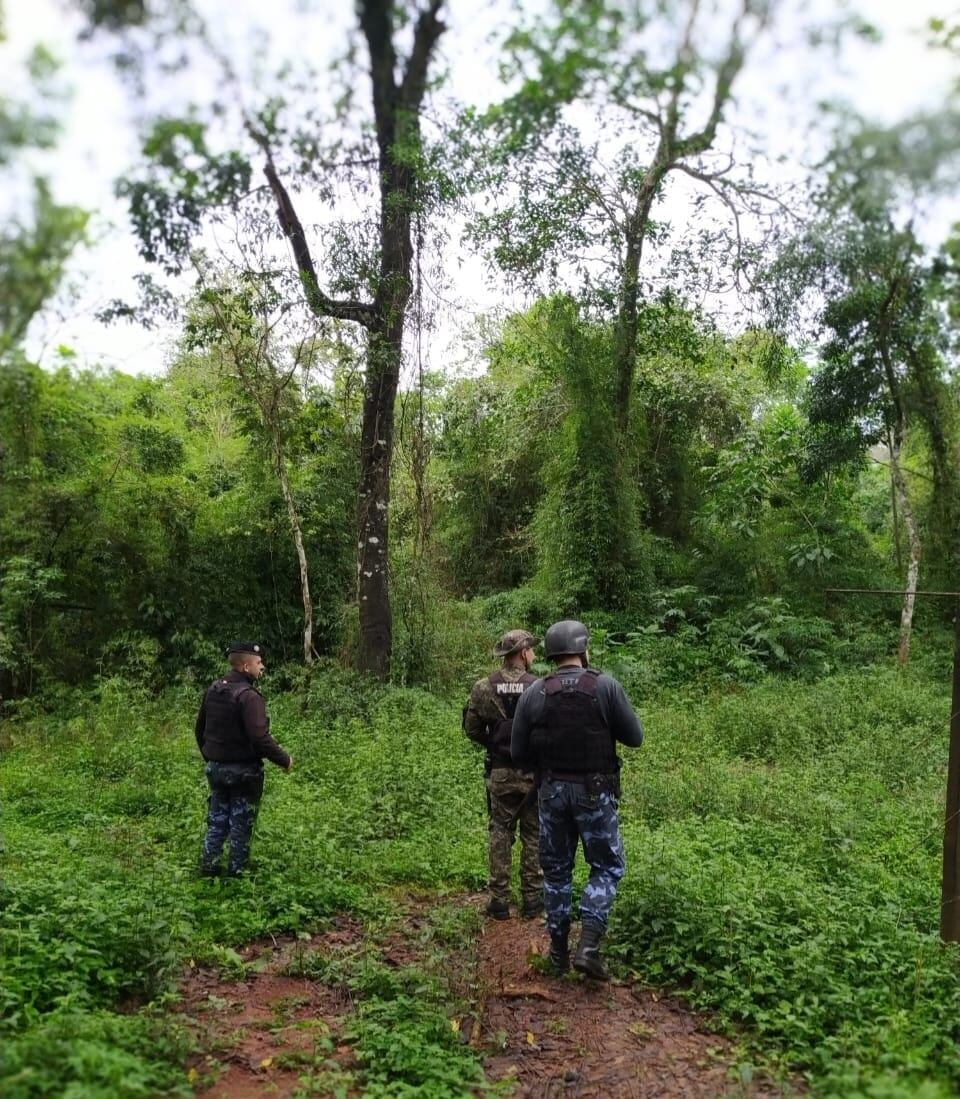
[612,663,960,1097]
[2,656,960,1095]
[0,672,488,1097]
[279,901,486,1098]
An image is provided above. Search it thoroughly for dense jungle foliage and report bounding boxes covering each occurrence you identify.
[4,0,960,1095]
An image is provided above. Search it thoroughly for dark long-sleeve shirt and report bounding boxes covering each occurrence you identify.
[511,665,643,769]
[195,670,291,768]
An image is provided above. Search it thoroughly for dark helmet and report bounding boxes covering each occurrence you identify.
[493,629,538,658]
[543,620,589,659]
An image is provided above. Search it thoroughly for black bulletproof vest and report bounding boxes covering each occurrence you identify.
[487,670,537,765]
[201,676,255,758]
[529,669,618,774]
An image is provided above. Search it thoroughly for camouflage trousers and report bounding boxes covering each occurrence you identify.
[538,777,626,935]
[486,767,542,908]
[202,761,264,875]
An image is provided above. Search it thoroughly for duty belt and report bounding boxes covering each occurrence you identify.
[541,769,617,783]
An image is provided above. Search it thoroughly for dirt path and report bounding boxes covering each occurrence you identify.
[183,916,365,1098]
[179,900,797,1098]
[471,916,791,1098]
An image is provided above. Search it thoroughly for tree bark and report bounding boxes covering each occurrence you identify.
[356,326,402,678]
[613,168,666,431]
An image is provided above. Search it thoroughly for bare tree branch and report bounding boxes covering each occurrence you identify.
[402,0,445,108]
[248,125,377,328]
[673,0,748,158]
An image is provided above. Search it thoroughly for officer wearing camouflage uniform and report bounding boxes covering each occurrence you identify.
[195,640,292,877]
[463,630,543,920]
[511,620,642,979]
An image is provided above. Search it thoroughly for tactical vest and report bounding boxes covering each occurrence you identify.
[487,670,537,766]
[528,669,618,775]
[201,676,257,760]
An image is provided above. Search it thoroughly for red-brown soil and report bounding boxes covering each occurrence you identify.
[177,901,799,1098]
[470,915,797,1098]
[182,915,365,1098]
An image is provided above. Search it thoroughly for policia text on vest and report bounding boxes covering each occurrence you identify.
[463,630,543,921]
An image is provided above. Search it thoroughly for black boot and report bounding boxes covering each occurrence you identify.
[521,897,544,920]
[572,919,609,980]
[548,929,570,974]
[485,897,510,920]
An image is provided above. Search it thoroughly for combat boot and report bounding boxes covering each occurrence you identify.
[485,897,510,920]
[572,919,609,980]
[548,928,570,974]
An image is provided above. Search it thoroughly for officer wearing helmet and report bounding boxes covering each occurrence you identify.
[463,629,543,920]
[195,640,293,877]
[511,619,642,979]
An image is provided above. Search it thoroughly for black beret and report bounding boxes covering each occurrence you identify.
[225,640,265,657]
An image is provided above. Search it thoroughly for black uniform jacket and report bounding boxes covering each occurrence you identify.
[195,670,291,768]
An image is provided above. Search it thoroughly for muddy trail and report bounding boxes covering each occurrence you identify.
[180,897,797,1098]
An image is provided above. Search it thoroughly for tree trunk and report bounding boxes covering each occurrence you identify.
[613,229,642,434]
[255,0,444,679]
[356,324,402,677]
[612,170,665,433]
[351,0,441,677]
[275,446,315,665]
[889,439,921,665]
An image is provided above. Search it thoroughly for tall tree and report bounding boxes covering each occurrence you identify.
[184,280,324,665]
[81,0,446,679]
[466,0,782,433]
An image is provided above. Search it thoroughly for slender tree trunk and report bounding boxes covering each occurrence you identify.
[612,170,665,433]
[275,446,315,665]
[888,438,921,665]
[889,460,903,575]
[613,230,642,433]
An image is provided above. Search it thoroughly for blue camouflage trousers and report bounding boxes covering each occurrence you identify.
[202,761,264,875]
[538,777,626,935]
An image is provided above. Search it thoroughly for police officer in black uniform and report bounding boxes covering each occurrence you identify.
[511,620,642,979]
[195,640,292,877]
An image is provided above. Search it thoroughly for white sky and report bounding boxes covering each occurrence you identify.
[2,0,957,377]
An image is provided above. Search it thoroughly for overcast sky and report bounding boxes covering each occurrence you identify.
[3,0,956,377]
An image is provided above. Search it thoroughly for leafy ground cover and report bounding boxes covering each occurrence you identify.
[2,655,959,1096]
